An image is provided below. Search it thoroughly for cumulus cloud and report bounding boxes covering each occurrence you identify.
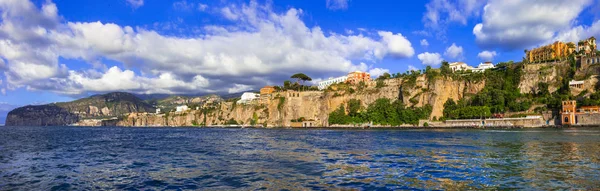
[126,0,144,9]
[0,0,414,96]
[417,52,443,66]
[477,51,497,61]
[408,65,419,71]
[368,68,390,78]
[326,0,349,10]
[423,0,485,37]
[378,31,415,58]
[473,0,593,50]
[444,43,463,60]
[420,39,429,47]
[554,20,600,43]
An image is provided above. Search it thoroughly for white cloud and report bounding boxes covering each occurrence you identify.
[444,43,463,60]
[228,84,254,94]
[198,4,208,11]
[368,68,390,78]
[417,52,443,66]
[554,20,600,43]
[477,51,497,61]
[173,0,195,11]
[420,39,429,47]
[0,88,5,95]
[473,0,593,50]
[220,7,239,20]
[326,0,349,10]
[126,0,144,9]
[423,0,486,36]
[408,65,419,71]
[378,31,415,58]
[0,0,414,95]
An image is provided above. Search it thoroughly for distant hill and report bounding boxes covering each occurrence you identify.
[6,92,155,126]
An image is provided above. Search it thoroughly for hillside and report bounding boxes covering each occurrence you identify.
[5,92,155,126]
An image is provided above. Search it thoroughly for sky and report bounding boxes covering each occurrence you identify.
[0,0,599,109]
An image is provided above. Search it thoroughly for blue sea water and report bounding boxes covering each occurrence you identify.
[0,126,599,190]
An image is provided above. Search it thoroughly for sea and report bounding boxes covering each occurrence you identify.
[0,126,599,190]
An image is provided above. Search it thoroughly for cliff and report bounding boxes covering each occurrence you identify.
[518,61,571,94]
[113,77,485,127]
[5,105,79,126]
[5,92,155,126]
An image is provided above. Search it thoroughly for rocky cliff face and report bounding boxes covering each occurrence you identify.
[5,92,155,126]
[113,77,485,127]
[519,61,570,94]
[5,105,79,126]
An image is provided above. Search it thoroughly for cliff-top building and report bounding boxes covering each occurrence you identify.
[526,41,575,63]
[317,71,371,90]
[260,86,275,95]
[237,92,260,104]
[578,36,597,55]
[346,71,371,84]
[449,62,472,72]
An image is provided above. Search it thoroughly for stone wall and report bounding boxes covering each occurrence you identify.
[443,117,546,128]
[575,113,600,125]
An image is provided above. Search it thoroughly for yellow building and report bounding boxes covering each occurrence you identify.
[526,41,575,63]
[561,100,577,125]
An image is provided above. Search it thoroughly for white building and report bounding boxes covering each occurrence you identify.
[155,108,161,114]
[317,76,348,90]
[449,62,473,72]
[176,105,189,112]
[237,92,260,104]
[470,62,495,73]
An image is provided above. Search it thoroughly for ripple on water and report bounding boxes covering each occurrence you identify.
[1,126,600,190]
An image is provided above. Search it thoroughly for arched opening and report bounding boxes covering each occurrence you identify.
[564,117,569,123]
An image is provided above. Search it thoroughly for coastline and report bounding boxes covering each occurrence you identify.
[30,124,599,129]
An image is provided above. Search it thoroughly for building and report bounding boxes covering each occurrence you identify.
[449,62,472,72]
[317,76,348,90]
[155,108,161,114]
[260,86,275,95]
[470,62,495,73]
[560,101,600,125]
[237,92,260,104]
[578,36,597,55]
[176,105,189,113]
[526,41,575,63]
[561,101,577,125]
[346,71,371,84]
[581,56,600,68]
[569,80,584,89]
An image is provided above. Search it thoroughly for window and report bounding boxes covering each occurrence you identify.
[564,117,569,123]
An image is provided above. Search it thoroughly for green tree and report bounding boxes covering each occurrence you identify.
[291,73,312,91]
[376,72,391,80]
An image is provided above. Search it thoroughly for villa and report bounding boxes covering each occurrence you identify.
[449,62,472,72]
[470,62,495,73]
[317,76,348,90]
[317,71,371,90]
[176,105,189,113]
[237,92,260,104]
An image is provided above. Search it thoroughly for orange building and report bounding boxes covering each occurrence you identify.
[526,41,575,63]
[346,71,371,84]
[260,86,275,95]
[561,100,577,125]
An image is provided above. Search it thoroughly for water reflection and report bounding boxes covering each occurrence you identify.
[0,127,599,190]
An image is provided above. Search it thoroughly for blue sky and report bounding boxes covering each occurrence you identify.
[0,0,599,108]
